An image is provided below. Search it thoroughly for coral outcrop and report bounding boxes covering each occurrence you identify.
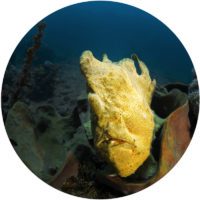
[80,51,156,177]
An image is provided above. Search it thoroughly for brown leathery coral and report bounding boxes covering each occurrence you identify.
[80,50,156,177]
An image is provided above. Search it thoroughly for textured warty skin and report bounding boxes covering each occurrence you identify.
[80,50,156,177]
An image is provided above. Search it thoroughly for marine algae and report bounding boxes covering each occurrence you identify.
[9,22,46,109]
[80,51,156,177]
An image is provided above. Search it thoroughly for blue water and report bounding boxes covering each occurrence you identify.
[14,1,194,84]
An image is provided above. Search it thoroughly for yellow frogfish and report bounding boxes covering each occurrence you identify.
[80,50,156,177]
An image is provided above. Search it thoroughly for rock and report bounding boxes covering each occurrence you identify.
[188,91,199,119]
[30,62,58,102]
[188,77,199,134]
[80,50,156,177]
[44,60,55,68]
[164,82,188,93]
[151,86,188,118]
[188,78,199,118]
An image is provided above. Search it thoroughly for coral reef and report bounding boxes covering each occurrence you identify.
[1,64,19,120]
[30,60,58,101]
[80,50,156,177]
[2,33,197,197]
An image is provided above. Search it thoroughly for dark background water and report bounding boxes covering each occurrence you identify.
[12,1,194,84]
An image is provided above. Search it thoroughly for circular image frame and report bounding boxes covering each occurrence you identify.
[1,0,198,199]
